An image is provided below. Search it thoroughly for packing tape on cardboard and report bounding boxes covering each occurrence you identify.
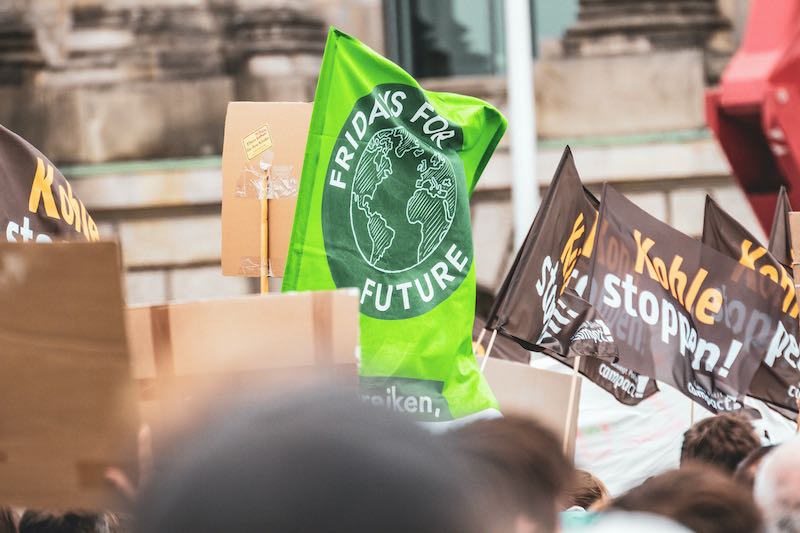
[237,257,281,278]
[234,160,299,200]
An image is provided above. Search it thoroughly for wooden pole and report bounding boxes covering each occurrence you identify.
[479,329,498,373]
[789,213,800,431]
[563,355,581,455]
[796,393,800,434]
[259,171,269,294]
[474,328,486,355]
[690,401,696,427]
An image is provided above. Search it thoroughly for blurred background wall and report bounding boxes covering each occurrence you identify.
[0,0,758,311]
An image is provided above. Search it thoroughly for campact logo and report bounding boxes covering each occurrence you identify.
[322,84,470,319]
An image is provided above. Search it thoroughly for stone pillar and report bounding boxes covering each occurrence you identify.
[562,0,730,81]
[533,0,727,138]
[225,5,326,102]
[129,1,225,80]
[38,4,139,86]
[0,0,328,163]
[0,0,235,164]
[0,11,44,85]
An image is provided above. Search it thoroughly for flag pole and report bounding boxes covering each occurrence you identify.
[690,401,696,426]
[479,329,498,373]
[475,328,487,351]
[796,390,800,434]
[260,171,269,294]
[504,0,539,249]
[563,355,581,455]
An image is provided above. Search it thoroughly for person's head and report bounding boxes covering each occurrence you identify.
[18,511,114,533]
[734,445,775,490]
[610,464,763,533]
[754,437,800,533]
[566,469,610,511]
[443,415,573,533]
[0,508,16,533]
[136,386,485,533]
[680,413,760,474]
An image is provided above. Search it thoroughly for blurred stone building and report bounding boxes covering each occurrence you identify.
[0,0,757,309]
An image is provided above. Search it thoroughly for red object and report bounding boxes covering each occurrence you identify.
[706,0,800,231]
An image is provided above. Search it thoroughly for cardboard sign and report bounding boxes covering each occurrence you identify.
[790,212,800,297]
[0,242,138,510]
[221,102,312,279]
[479,356,582,459]
[126,289,360,428]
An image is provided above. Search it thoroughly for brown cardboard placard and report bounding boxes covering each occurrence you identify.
[789,212,800,299]
[221,102,312,279]
[0,242,138,510]
[479,356,582,459]
[126,289,360,428]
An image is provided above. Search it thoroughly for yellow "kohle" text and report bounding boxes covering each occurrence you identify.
[634,230,722,325]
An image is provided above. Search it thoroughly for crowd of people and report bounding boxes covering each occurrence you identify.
[1,386,798,533]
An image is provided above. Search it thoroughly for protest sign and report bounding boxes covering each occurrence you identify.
[126,289,360,427]
[768,186,793,268]
[282,28,506,422]
[479,356,582,459]
[483,148,657,405]
[791,211,800,314]
[221,102,312,279]
[1,125,100,244]
[702,195,799,420]
[486,147,603,355]
[590,185,790,413]
[0,242,137,510]
[538,242,658,406]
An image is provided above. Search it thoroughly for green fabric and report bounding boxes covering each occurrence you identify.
[283,28,506,420]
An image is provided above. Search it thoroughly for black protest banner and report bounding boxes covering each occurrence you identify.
[768,186,793,269]
[486,147,600,352]
[538,191,659,405]
[589,185,790,413]
[538,288,659,406]
[1,125,99,243]
[702,196,799,420]
[484,148,657,404]
[535,187,609,358]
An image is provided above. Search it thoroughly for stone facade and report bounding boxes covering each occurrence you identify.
[0,0,326,163]
[562,0,731,80]
[4,0,761,309]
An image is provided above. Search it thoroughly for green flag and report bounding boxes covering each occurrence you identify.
[283,28,506,422]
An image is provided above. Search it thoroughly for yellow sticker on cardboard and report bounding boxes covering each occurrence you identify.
[243,124,273,160]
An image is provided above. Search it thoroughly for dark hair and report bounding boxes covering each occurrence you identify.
[610,464,763,533]
[136,386,484,533]
[566,469,610,510]
[734,445,775,490]
[0,508,15,533]
[443,416,573,533]
[680,414,760,474]
[18,511,110,533]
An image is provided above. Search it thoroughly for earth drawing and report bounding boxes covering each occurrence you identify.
[350,127,457,273]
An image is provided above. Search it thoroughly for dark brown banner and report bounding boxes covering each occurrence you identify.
[589,185,790,413]
[485,148,657,405]
[487,147,601,352]
[1,125,99,244]
[702,195,799,420]
[539,252,659,405]
[768,186,792,269]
